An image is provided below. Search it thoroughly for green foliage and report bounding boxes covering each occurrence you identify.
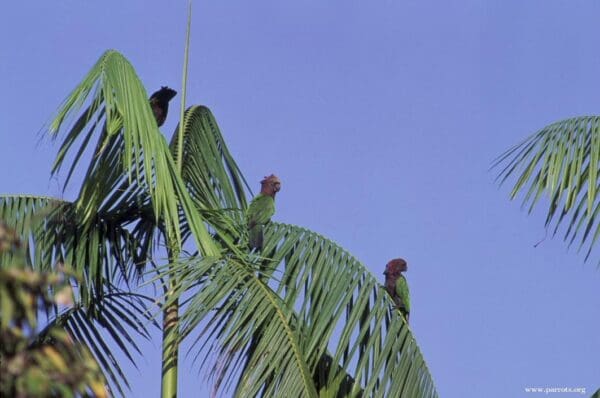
[163,222,436,397]
[495,116,600,261]
[0,223,108,398]
[0,194,157,396]
[2,48,438,397]
[169,105,250,246]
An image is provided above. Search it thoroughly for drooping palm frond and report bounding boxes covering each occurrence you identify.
[48,49,218,257]
[169,106,251,247]
[494,116,600,260]
[170,105,250,216]
[168,222,437,398]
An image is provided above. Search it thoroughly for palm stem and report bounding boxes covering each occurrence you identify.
[161,3,193,396]
[160,278,180,398]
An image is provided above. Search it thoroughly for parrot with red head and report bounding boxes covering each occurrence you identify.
[246,174,281,251]
[383,258,410,323]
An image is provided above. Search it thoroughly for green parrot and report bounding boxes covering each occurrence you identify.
[246,174,281,251]
[383,258,410,323]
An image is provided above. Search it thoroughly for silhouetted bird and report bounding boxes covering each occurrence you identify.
[149,86,177,127]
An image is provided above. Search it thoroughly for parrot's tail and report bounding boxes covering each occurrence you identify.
[248,225,264,251]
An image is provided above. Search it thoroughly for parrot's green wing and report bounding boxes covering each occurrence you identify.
[395,275,410,313]
[246,194,275,226]
[246,194,275,250]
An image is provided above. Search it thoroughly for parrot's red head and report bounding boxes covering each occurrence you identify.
[384,258,407,277]
[260,174,282,197]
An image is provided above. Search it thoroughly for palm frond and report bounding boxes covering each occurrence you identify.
[494,116,600,260]
[170,105,249,214]
[168,222,437,398]
[170,106,250,243]
[262,223,436,397]
[48,290,157,397]
[0,195,155,297]
[161,255,318,398]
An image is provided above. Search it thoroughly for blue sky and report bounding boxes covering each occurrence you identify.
[2,1,600,397]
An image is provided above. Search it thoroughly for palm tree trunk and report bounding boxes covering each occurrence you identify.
[161,295,179,398]
[161,244,181,398]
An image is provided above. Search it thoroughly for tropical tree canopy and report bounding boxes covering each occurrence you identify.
[0,49,437,397]
[494,116,600,262]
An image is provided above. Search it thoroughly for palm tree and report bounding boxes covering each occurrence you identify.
[495,116,600,262]
[1,46,437,396]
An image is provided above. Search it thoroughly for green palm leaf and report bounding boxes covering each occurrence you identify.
[53,290,156,397]
[0,195,151,290]
[168,222,437,398]
[494,116,600,260]
[170,105,250,215]
[168,106,251,251]
[159,255,319,398]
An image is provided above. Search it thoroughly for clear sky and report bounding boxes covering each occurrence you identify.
[2,1,600,397]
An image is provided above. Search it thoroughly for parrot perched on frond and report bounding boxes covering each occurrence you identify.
[149,86,177,127]
[384,258,410,323]
[246,174,281,251]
